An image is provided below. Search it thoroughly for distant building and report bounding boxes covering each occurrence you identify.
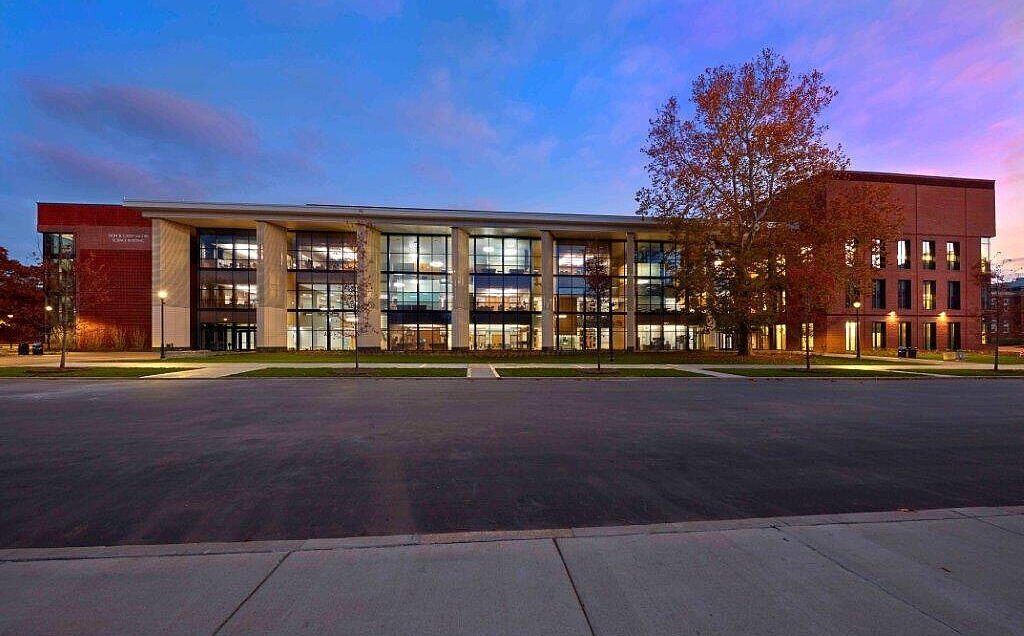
[37,171,995,353]
[989,277,1024,343]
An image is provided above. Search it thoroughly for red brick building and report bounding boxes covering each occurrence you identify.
[814,172,995,353]
[37,203,152,350]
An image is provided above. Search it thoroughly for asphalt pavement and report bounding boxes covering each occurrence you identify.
[1,377,1022,548]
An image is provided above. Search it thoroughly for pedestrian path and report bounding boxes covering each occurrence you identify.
[141,364,267,379]
[2,506,1021,635]
[466,363,498,378]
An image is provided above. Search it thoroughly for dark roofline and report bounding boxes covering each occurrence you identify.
[839,170,994,190]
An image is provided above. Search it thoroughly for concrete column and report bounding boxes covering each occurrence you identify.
[541,231,555,351]
[450,227,470,351]
[151,219,192,349]
[625,232,637,351]
[256,221,288,350]
[356,224,382,351]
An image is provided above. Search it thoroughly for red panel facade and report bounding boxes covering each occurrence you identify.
[811,173,996,354]
[37,203,152,350]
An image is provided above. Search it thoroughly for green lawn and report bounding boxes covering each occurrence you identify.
[0,366,193,378]
[868,350,1024,365]
[231,366,467,378]
[922,369,1024,377]
[181,350,886,366]
[706,366,909,378]
[496,367,708,377]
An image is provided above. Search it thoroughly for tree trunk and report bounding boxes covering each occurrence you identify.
[736,320,751,356]
[354,335,360,371]
[596,291,602,371]
[994,302,1000,372]
[59,325,68,369]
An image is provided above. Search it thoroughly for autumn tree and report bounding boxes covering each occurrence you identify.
[637,48,900,356]
[0,246,44,346]
[350,223,381,371]
[976,255,1022,372]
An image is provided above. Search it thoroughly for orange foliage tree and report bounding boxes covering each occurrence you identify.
[637,48,900,356]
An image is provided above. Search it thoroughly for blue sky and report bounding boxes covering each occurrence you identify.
[2,0,1022,262]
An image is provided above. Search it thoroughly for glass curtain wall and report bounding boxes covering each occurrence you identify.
[381,234,451,350]
[42,232,76,347]
[469,237,541,349]
[555,240,626,350]
[635,241,701,350]
[197,229,257,350]
[286,231,358,350]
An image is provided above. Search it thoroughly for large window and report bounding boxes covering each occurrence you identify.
[946,241,960,271]
[381,234,450,350]
[287,231,358,350]
[470,237,540,349]
[197,229,257,350]
[897,240,911,269]
[948,322,961,350]
[921,240,936,270]
[872,279,886,309]
[636,241,702,350]
[871,321,886,349]
[922,280,936,310]
[923,322,937,350]
[42,232,76,346]
[556,240,626,350]
[899,321,912,348]
[898,279,912,309]
[947,280,961,310]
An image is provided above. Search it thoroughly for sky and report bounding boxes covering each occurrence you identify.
[1,0,1022,263]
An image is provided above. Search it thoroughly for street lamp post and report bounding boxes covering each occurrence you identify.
[44,304,53,349]
[852,300,862,359]
[157,290,168,359]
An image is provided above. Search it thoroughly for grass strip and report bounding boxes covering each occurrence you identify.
[0,366,195,378]
[705,367,907,378]
[921,369,1024,377]
[230,366,467,378]
[496,367,707,377]
[180,350,890,366]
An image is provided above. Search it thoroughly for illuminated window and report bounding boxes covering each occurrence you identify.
[897,240,911,269]
[922,280,936,310]
[921,240,936,270]
[945,241,960,271]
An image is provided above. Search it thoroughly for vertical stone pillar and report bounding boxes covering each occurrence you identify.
[256,221,288,350]
[450,227,470,351]
[151,219,192,349]
[357,224,382,351]
[625,232,637,351]
[541,230,555,351]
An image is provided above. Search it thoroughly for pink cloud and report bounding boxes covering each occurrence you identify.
[20,138,205,198]
[24,79,258,156]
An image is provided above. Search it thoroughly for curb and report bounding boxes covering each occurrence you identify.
[2,505,1019,563]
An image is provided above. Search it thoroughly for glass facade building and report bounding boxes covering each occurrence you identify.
[380,234,451,351]
[286,231,359,350]
[469,236,541,349]
[196,229,257,350]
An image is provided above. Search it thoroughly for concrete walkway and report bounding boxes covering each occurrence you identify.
[2,506,1021,635]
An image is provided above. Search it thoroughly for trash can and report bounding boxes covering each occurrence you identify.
[897,347,907,358]
[955,350,966,362]
[17,342,29,355]
[31,342,43,355]
[907,347,917,359]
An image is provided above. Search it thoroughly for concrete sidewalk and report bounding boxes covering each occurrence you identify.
[2,507,1021,635]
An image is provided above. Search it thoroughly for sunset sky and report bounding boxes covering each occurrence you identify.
[1,0,1021,262]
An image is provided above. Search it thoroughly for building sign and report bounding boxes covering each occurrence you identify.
[107,232,150,246]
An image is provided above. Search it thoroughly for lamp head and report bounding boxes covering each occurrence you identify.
[157,289,168,300]
[852,301,861,309]
[45,305,53,312]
